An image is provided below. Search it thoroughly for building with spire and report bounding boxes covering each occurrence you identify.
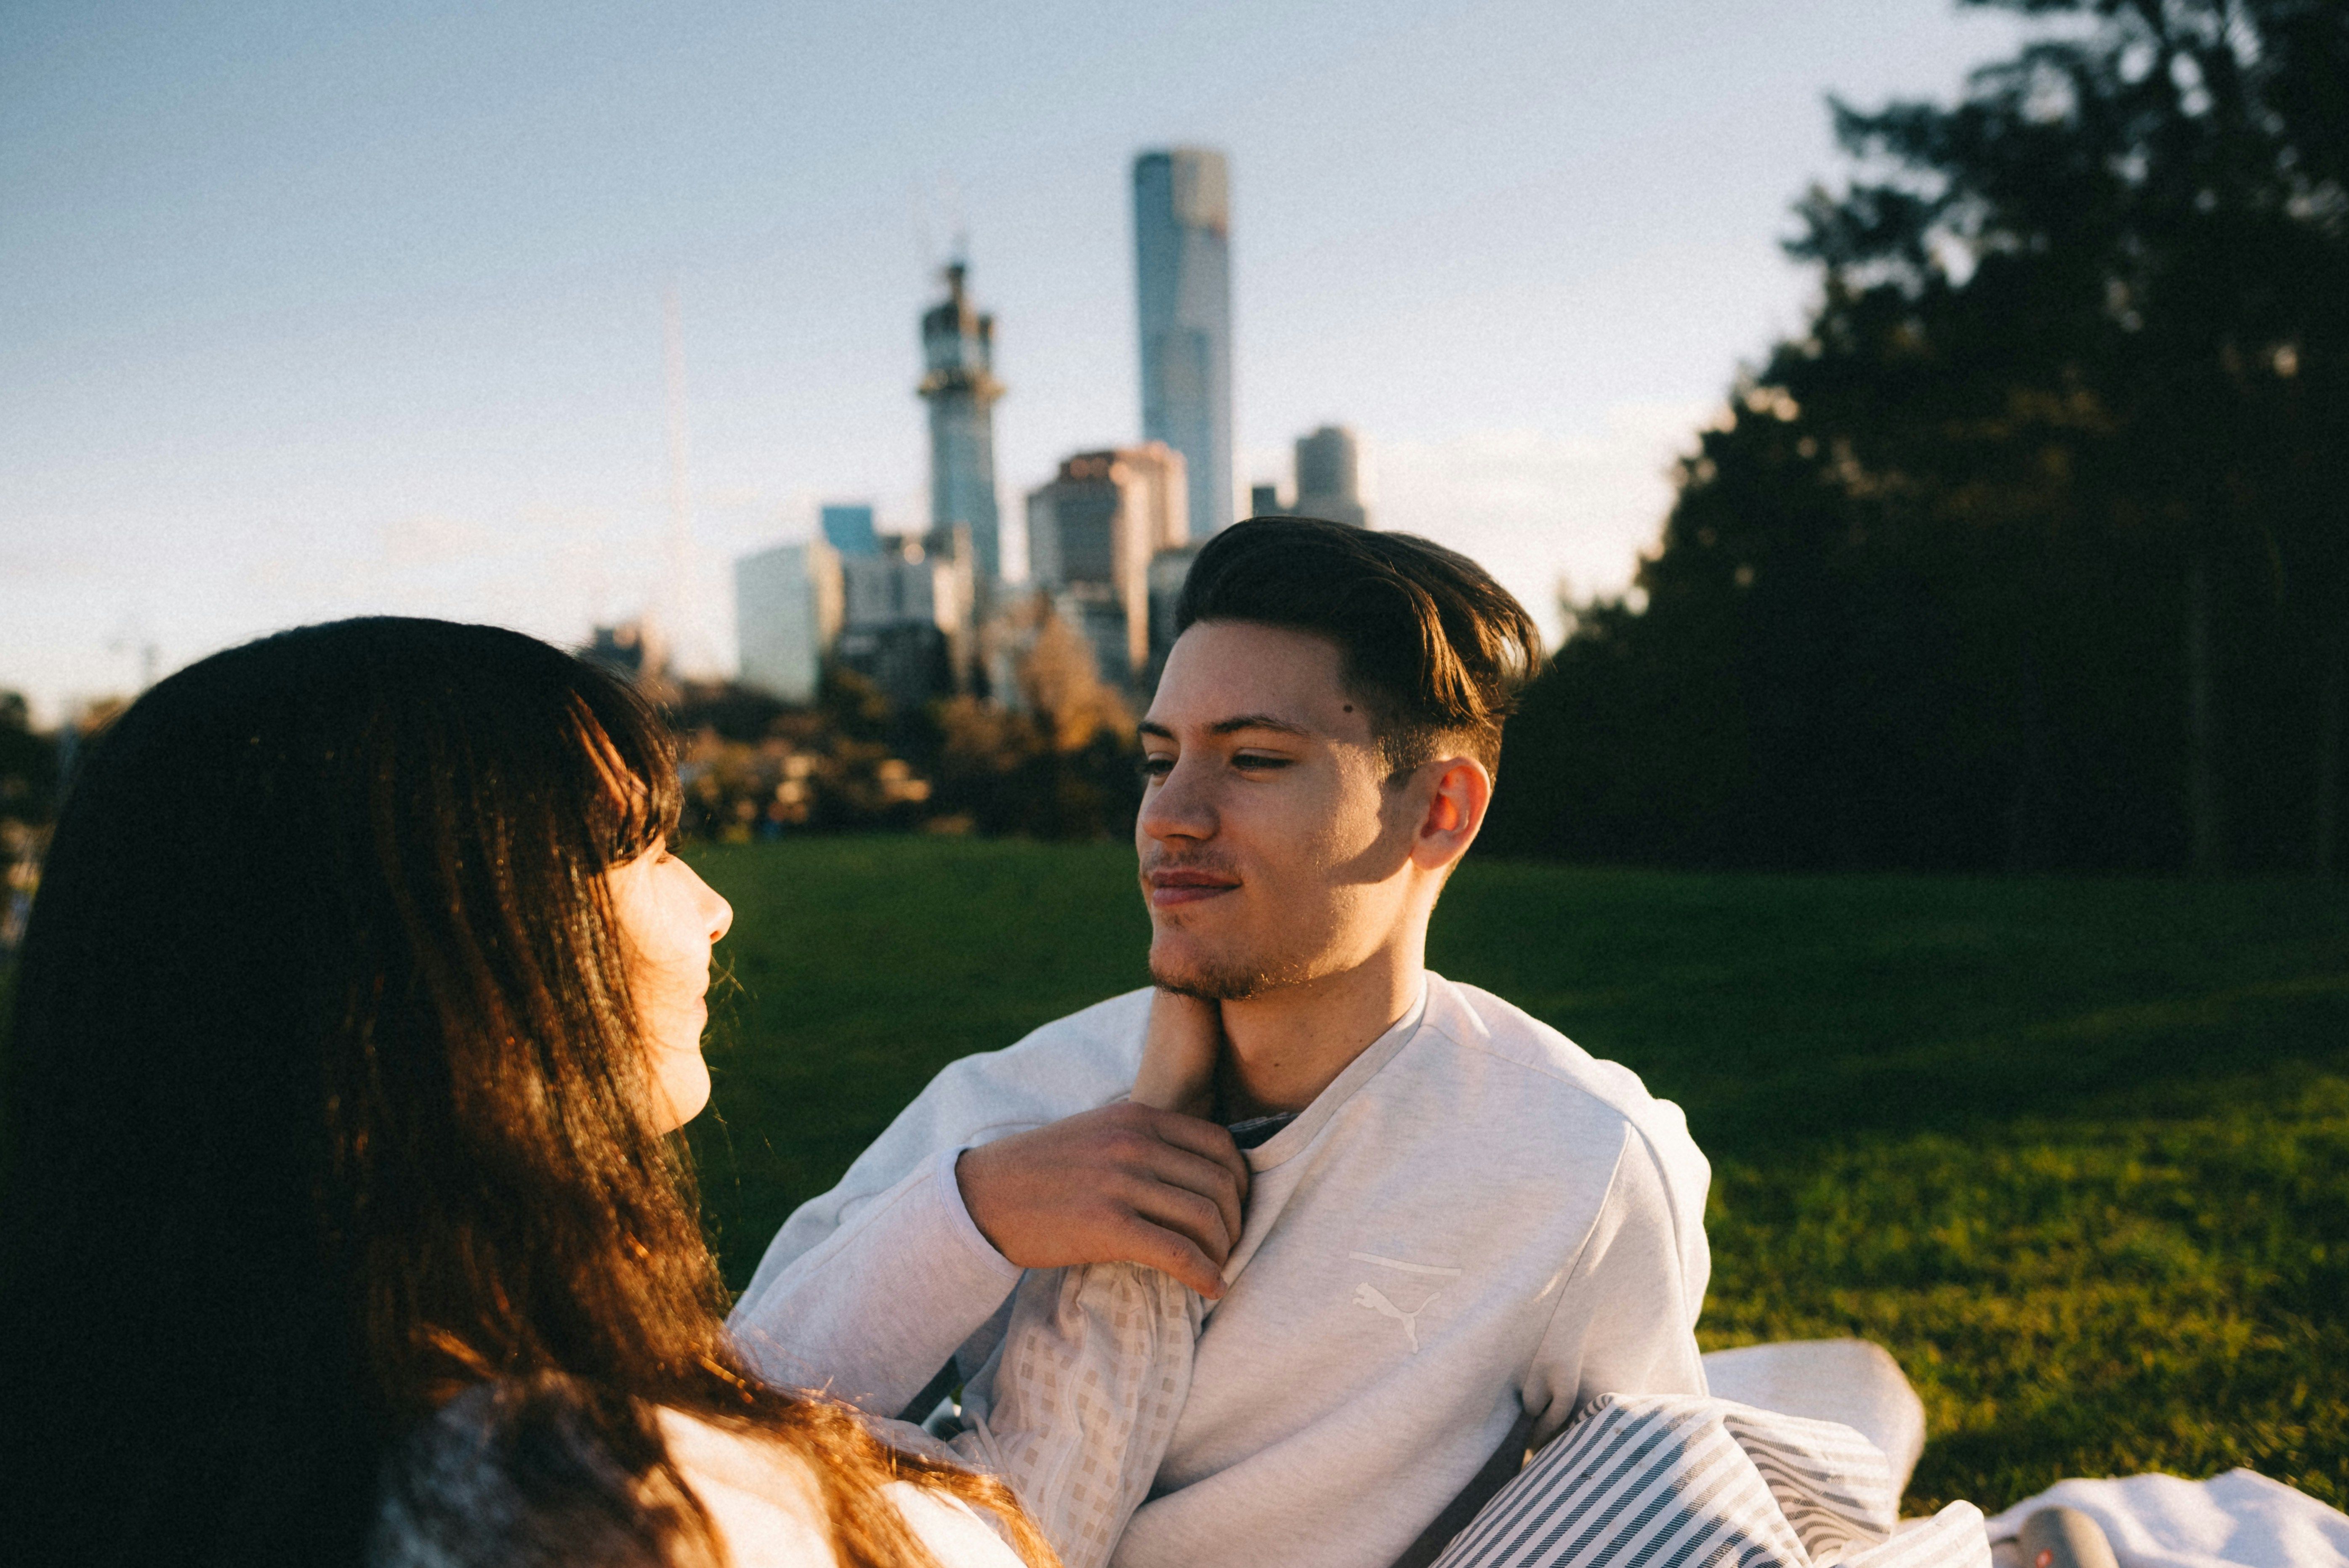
[1134,149,1233,541]
[918,261,1005,592]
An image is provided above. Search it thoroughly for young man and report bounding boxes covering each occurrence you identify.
[730,519,1711,1567]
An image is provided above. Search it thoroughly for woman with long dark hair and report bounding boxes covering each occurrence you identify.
[0,617,1202,1568]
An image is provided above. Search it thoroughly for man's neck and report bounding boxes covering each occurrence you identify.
[1215,941,1426,1121]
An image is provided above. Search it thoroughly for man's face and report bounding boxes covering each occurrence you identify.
[1137,621,1423,999]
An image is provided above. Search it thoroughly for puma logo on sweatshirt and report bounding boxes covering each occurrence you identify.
[1349,1252,1463,1353]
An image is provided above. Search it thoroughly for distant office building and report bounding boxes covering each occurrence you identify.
[1248,483,1281,518]
[585,622,650,680]
[1134,149,1233,542]
[736,524,974,711]
[918,263,1005,592]
[1027,444,1188,683]
[819,503,879,558]
[1292,425,1369,529]
[735,542,843,704]
[836,528,976,711]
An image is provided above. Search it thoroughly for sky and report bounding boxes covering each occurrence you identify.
[0,0,2029,722]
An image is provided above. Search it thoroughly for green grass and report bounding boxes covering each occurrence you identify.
[684,838,2349,1516]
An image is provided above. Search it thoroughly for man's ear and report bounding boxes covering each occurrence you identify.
[1409,756,1492,872]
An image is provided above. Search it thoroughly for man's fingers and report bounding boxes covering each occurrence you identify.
[1133,1141,1247,1258]
[1139,1107,1252,1199]
[1122,1173,1237,1267]
[958,1103,1258,1281]
[1120,1219,1226,1299]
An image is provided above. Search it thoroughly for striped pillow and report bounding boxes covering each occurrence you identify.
[1429,1395,1987,1568]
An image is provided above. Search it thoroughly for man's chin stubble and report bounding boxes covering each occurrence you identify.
[1149,942,1316,1003]
[1149,962,1265,1002]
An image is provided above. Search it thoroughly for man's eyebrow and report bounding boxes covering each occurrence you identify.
[1137,714,1316,740]
[1208,713,1312,737]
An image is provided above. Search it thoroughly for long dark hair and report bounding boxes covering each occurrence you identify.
[0,618,1042,1568]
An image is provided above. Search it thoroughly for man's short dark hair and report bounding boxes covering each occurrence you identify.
[1172,517,1544,777]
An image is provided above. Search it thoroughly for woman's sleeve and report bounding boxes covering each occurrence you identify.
[889,1261,1202,1568]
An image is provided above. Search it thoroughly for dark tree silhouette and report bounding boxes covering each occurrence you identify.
[1488,0,2349,876]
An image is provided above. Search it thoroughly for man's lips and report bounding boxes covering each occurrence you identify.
[1144,869,1240,907]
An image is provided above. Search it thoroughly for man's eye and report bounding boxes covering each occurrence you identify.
[1232,753,1291,771]
[1139,755,1175,781]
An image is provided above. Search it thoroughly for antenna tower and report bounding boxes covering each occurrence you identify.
[656,282,695,680]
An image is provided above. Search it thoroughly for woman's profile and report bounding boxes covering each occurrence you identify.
[0,617,1199,1568]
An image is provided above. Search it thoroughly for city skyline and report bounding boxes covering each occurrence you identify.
[2,0,2033,723]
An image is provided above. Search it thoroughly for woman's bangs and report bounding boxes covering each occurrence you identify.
[570,680,681,865]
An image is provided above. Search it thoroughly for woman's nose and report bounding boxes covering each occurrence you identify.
[688,866,733,942]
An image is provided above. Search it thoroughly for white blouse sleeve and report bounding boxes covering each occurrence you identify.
[887,1260,1203,1568]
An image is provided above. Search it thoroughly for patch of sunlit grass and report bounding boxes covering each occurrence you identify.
[1701,1077,2349,1512]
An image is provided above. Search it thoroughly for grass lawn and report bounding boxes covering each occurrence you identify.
[685,836,2349,1517]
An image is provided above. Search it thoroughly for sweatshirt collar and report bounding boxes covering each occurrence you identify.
[1241,975,1432,1173]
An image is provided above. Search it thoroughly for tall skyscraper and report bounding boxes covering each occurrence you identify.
[1292,425,1370,529]
[1134,149,1233,541]
[918,262,1005,588]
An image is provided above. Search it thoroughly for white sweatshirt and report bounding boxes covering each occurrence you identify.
[730,974,1712,1568]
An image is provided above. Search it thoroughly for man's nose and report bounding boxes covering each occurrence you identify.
[1138,756,1215,842]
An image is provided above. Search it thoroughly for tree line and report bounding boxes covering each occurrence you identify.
[0,602,1147,886]
[662,602,1144,845]
[1485,0,2347,876]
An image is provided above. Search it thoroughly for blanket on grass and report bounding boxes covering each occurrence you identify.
[1985,1471,2349,1568]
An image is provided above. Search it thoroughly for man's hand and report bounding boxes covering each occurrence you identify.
[956,1099,1249,1299]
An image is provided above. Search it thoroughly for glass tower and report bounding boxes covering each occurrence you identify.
[1133,149,1232,540]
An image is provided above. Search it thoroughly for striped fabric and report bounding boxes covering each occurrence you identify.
[1718,1401,1896,1560]
[1430,1395,1988,1568]
[1838,1506,1995,1568]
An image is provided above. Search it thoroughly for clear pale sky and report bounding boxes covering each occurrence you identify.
[1,0,2025,721]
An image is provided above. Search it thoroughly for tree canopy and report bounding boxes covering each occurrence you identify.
[1488,0,2349,874]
